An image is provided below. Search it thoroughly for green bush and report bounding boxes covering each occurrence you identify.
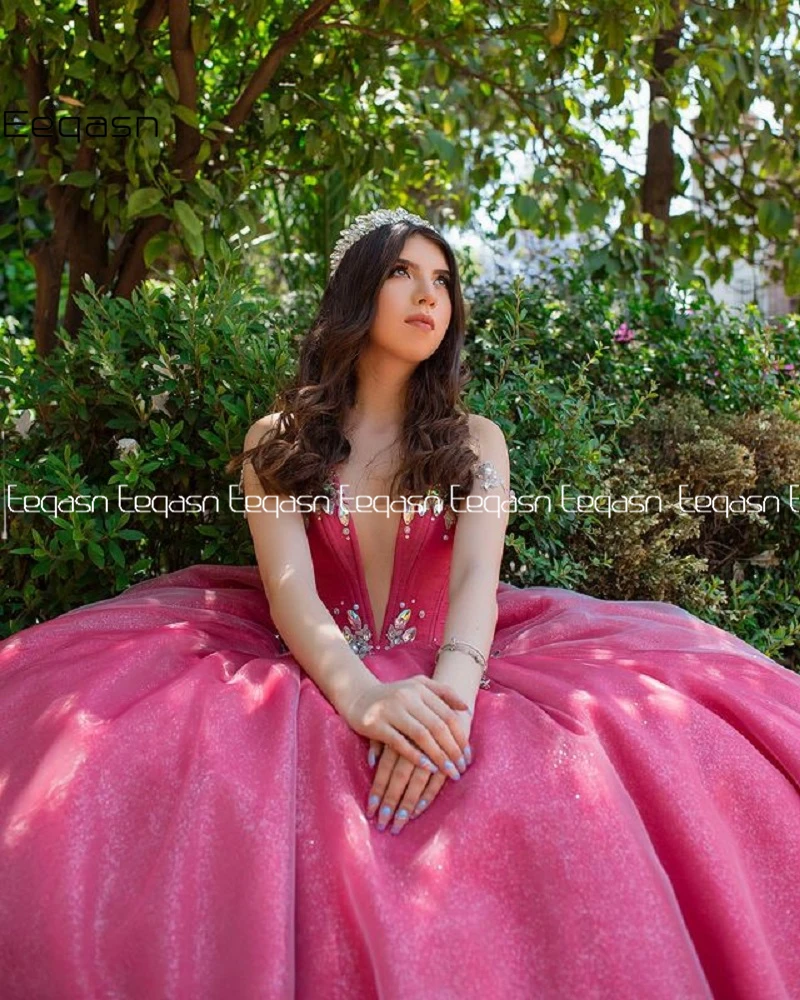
[465,267,800,670]
[2,251,798,672]
[0,252,316,635]
[469,261,800,413]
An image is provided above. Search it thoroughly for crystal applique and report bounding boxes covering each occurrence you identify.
[475,460,515,499]
[341,605,374,657]
[385,607,418,648]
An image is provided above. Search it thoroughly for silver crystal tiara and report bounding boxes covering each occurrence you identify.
[328,207,437,278]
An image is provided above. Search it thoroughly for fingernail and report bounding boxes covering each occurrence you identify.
[419,755,438,773]
[390,808,409,834]
[413,798,428,816]
[444,760,461,781]
[464,744,472,765]
[367,794,380,817]
[456,755,466,773]
[368,748,377,768]
[377,805,393,831]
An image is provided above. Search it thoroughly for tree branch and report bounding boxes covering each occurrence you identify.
[87,0,104,41]
[167,0,200,180]
[224,0,336,132]
[138,0,168,35]
[316,18,564,116]
[675,121,759,213]
[172,0,336,175]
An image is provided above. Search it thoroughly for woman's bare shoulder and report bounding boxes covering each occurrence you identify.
[244,411,283,450]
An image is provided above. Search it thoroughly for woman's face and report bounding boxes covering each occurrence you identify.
[368,233,452,363]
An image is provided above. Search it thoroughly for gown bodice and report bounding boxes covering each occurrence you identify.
[266,467,461,658]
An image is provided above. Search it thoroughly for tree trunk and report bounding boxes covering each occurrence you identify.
[20,0,336,354]
[641,3,685,292]
[63,208,110,333]
[28,241,62,357]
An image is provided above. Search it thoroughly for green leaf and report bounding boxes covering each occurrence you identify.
[88,541,106,568]
[190,12,212,54]
[608,76,625,106]
[63,170,96,188]
[173,199,202,237]
[577,200,605,229]
[127,187,164,218]
[108,540,126,568]
[173,199,203,257]
[757,200,793,240]
[162,66,180,101]
[144,231,172,267]
[433,61,449,87]
[47,157,63,183]
[426,129,456,166]
[195,177,222,204]
[89,40,115,65]
[785,247,800,297]
[513,194,540,227]
[173,104,199,129]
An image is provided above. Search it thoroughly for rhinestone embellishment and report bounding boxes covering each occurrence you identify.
[341,605,374,657]
[475,460,515,501]
[329,207,437,277]
[385,607,417,648]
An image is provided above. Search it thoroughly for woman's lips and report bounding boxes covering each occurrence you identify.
[406,319,434,330]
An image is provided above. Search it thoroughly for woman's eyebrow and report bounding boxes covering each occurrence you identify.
[395,256,451,277]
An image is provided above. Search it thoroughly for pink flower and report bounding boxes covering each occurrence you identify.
[613,322,636,343]
[784,363,795,371]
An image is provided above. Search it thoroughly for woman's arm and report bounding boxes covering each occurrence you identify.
[242,416,380,717]
[242,418,471,774]
[432,415,511,711]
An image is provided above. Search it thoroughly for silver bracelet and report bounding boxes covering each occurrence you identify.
[435,636,491,689]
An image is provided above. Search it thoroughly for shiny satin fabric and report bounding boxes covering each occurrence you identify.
[1,496,800,998]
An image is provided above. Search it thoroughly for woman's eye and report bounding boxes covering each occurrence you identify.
[391,265,449,286]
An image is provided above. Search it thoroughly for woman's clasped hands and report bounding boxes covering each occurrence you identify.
[342,675,474,836]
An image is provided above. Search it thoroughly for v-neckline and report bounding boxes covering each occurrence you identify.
[329,467,405,643]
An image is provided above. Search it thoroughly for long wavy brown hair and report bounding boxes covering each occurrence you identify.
[225,216,480,507]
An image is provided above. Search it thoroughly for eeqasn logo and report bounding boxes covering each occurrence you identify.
[4,109,159,141]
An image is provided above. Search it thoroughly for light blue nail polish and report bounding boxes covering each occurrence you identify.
[414,799,428,814]
[391,808,409,832]
[367,794,380,814]
[420,755,438,773]
[444,760,461,780]
[457,755,466,771]
[465,744,473,764]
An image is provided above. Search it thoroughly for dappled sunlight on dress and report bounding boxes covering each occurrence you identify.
[1,469,800,998]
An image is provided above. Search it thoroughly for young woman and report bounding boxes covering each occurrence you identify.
[1,207,799,999]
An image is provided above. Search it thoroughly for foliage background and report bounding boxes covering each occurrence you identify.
[2,250,799,670]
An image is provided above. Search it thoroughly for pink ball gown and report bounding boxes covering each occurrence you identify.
[1,467,800,1000]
